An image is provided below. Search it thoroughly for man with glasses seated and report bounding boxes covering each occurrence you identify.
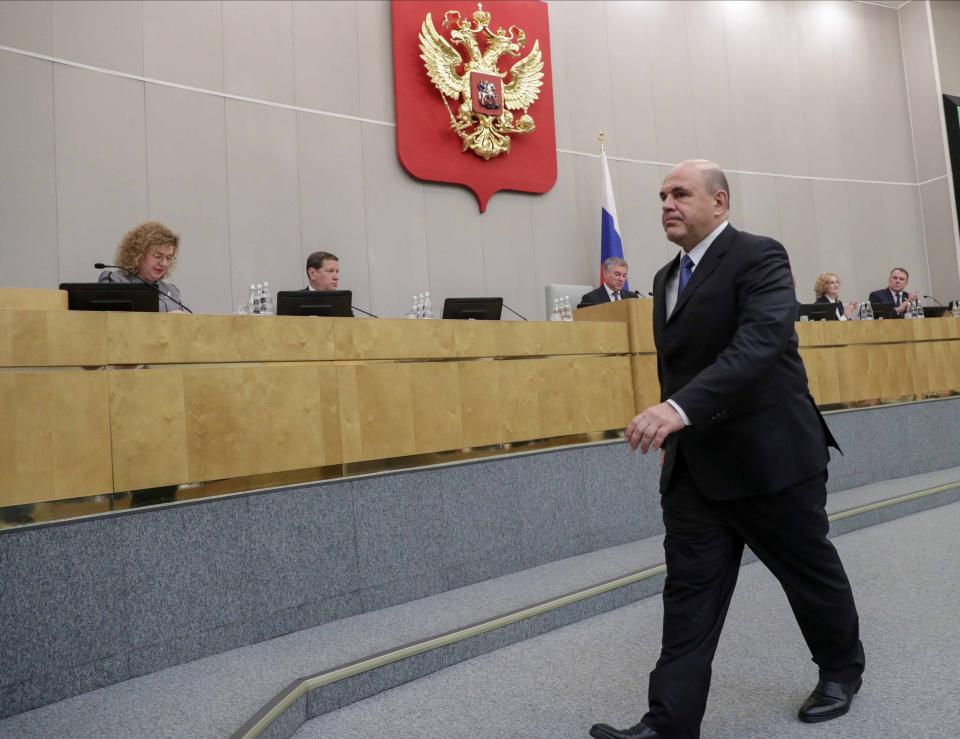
[98,221,184,313]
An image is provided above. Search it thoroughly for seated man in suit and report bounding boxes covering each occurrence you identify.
[867,267,916,317]
[578,257,637,307]
[306,251,340,291]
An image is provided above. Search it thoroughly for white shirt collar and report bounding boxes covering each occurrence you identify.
[604,283,620,299]
[682,220,728,269]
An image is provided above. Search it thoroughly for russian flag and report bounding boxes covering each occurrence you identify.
[599,149,629,292]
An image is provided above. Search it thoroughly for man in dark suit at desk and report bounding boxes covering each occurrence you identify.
[577,257,638,307]
[868,267,916,318]
[305,251,340,291]
[590,160,865,739]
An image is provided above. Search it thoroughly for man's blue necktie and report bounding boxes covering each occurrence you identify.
[678,254,694,297]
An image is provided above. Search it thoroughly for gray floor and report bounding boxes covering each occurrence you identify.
[292,500,960,739]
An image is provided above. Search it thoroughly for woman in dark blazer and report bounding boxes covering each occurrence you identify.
[813,272,858,320]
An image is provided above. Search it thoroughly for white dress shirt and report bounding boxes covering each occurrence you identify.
[664,221,729,426]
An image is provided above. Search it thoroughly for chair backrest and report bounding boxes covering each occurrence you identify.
[545,283,594,318]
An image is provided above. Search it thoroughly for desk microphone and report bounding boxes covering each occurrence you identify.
[502,303,528,321]
[94,262,194,313]
[923,294,944,307]
[351,305,378,318]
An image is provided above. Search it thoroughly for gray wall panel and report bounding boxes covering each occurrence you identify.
[361,122,429,316]
[293,1,360,116]
[833,2,880,182]
[51,0,142,75]
[738,173,783,244]
[645,1,699,165]
[531,154,591,310]
[422,183,487,307]
[53,65,148,283]
[872,2,919,183]
[0,52,57,287]
[902,0,948,182]
[775,177,818,288]
[0,0,51,54]
[145,84,231,315]
[810,180,859,303]
[222,0,295,105]
[478,193,538,322]
[143,1,223,92]
[794,2,846,180]
[722,1,778,175]
[603,1,660,163]
[932,0,960,95]
[553,1,615,158]
[921,177,960,300]
[297,112,370,304]
[684,1,738,168]
[356,0,394,124]
[224,99,302,307]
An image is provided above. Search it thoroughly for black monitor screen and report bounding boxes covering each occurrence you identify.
[869,302,898,319]
[442,297,503,320]
[798,303,838,321]
[60,282,159,312]
[276,290,353,317]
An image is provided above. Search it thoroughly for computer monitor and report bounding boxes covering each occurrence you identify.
[442,297,504,320]
[59,282,159,312]
[869,302,898,319]
[276,289,353,317]
[798,303,838,321]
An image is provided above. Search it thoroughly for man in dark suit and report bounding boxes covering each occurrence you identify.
[577,257,638,307]
[867,267,916,317]
[590,161,865,739]
[305,250,340,291]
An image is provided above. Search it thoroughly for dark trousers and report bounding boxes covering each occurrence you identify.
[641,465,865,739]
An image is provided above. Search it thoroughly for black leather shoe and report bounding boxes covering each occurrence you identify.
[589,721,662,739]
[797,676,862,723]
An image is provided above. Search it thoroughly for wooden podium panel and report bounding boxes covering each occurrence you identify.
[110,364,343,491]
[106,313,337,364]
[574,299,657,354]
[0,371,113,505]
[5,291,956,513]
[0,310,107,367]
[0,287,67,311]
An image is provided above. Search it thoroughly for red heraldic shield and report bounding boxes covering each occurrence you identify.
[391,0,557,212]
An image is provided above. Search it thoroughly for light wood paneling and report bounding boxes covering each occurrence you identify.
[338,361,417,462]
[0,309,106,367]
[0,371,112,505]
[459,360,503,448]
[575,299,656,354]
[109,368,189,491]
[630,354,661,414]
[110,363,342,491]
[105,313,336,364]
[0,288,67,311]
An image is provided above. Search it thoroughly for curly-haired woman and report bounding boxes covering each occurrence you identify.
[98,221,184,312]
[813,272,858,320]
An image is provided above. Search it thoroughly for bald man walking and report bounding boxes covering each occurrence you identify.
[590,161,865,739]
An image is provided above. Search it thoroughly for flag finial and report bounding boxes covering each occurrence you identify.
[598,132,605,152]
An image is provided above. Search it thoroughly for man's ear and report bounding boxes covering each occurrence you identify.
[714,190,729,214]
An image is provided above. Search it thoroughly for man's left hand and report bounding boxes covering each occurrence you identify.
[626,402,685,454]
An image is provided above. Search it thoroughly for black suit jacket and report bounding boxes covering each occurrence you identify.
[577,285,638,308]
[814,294,843,320]
[868,287,908,318]
[868,288,904,304]
[652,225,838,500]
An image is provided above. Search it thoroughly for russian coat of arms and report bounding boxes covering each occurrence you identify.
[419,4,544,160]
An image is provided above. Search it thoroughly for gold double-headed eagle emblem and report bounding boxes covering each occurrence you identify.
[419,3,544,160]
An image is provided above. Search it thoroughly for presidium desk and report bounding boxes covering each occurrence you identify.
[2,288,959,524]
